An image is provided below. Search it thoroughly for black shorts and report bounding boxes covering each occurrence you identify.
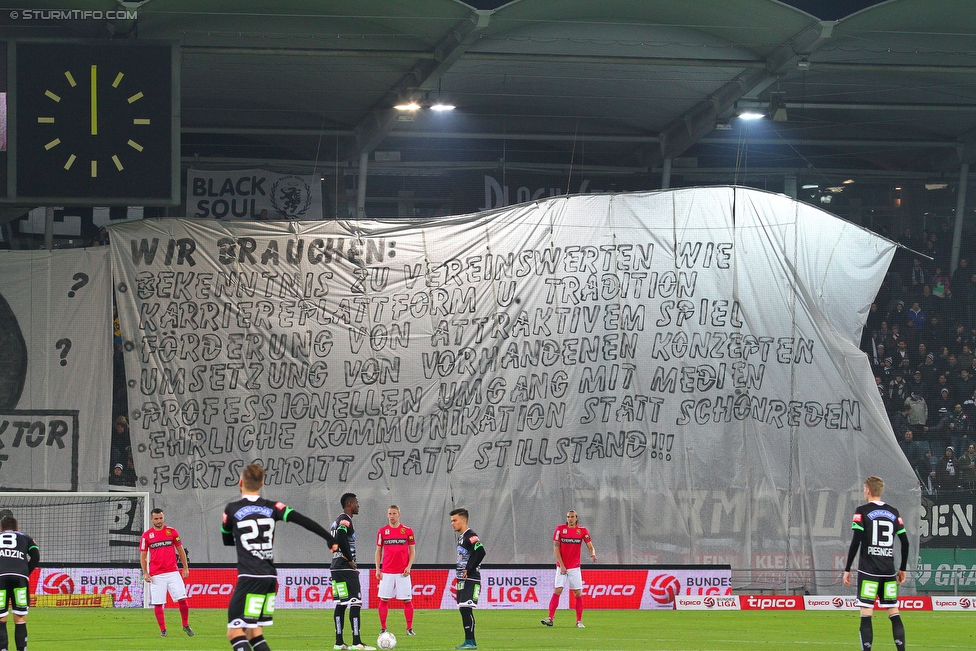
[455,579,481,608]
[857,571,899,608]
[228,576,277,629]
[0,575,30,617]
[331,568,362,606]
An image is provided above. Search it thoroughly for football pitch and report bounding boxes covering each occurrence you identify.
[21,608,975,651]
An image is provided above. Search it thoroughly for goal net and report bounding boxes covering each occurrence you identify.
[0,492,149,564]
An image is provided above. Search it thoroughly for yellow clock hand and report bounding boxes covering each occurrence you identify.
[90,64,97,135]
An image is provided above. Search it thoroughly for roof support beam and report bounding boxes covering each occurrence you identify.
[656,20,836,163]
[347,10,493,161]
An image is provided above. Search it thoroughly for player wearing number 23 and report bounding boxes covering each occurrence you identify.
[221,464,339,651]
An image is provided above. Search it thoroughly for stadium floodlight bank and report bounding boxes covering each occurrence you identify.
[0,492,149,564]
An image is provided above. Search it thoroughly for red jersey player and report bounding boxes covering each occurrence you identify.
[542,510,597,628]
[140,508,192,637]
[374,505,417,635]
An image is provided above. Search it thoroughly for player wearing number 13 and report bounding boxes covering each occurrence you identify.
[843,476,909,651]
[0,516,38,651]
[222,464,339,651]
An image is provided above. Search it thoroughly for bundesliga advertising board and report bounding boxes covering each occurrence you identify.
[28,567,731,610]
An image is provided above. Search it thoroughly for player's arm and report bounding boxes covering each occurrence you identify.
[405,538,416,576]
[583,529,597,562]
[176,543,190,578]
[375,537,383,580]
[26,543,39,575]
[282,508,339,552]
[897,523,910,583]
[140,550,152,581]
[333,517,355,564]
[221,511,235,547]
[466,535,486,575]
[842,516,864,586]
[552,538,567,572]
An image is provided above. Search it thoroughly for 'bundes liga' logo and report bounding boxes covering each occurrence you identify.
[703,596,715,608]
[648,574,680,604]
[41,572,75,594]
[270,175,313,219]
[833,597,845,608]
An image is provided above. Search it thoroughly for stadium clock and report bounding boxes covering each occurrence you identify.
[14,40,178,204]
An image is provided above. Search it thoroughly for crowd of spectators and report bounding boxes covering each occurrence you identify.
[864,226,976,494]
[109,303,137,488]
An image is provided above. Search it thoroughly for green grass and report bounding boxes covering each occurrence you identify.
[15,608,976,651]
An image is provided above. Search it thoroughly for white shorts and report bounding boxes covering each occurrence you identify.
[378,572,413,601]
[150,571,187,605]
[554,567,583,591]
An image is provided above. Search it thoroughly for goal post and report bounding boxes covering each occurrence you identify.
[0,492,149,563]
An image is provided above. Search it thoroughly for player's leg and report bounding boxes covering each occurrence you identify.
[0,582,10,651]
[247,582,276,651]
[569,569,584,626]
[454,580,479,649]
[880,576,905,649]
[345,572,373,649]
[10,579,29,651]
[11,616,25,651]
[377,574,393,632]
[395,575,415,634]
[544,573,565,625]
[227,583,254,651]
[168,572,194,636]
[227,577,271,651]
[856,573,881,651]
[150,575,168,635]
[333,570,353,650]
[378,599,389,632]
[888,607,905,649]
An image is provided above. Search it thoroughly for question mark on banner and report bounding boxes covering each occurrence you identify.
[68,273,89,298]
[55,338,72,366]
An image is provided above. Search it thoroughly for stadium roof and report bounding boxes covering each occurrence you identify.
[2,0,974,217]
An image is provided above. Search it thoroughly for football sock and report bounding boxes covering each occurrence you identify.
[0,620,9,651]
[890,614,905,648]
[350,605,362,645]
[460,607,476,642]
[860,615,874,651]
[575,597,584,622]
[334,605,347,645]
[547,593,559,619]
[249,634,270,651]
[154,605,166,631]
[404,601,415,629]
[230,635,250,651]
[379,600,389,628]
[178,599,190,627]
[13,623,25,651]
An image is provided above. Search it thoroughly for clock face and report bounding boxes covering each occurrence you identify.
[15,41,175,203]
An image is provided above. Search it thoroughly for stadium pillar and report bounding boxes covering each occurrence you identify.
[356,151,369,219]
[44,207,55,250]
[784,174,797,199]
[661,158,672,189]
[950,161,969,275]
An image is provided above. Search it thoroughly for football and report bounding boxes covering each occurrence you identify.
[377,631,397,650]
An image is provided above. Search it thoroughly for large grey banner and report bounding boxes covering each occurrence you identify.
[0,249,113,490]
[110,187,917,590]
